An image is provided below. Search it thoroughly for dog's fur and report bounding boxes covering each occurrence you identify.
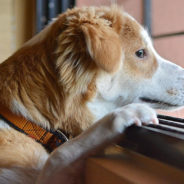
[0,6,184,184]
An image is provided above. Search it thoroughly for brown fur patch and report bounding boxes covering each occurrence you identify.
[120,16,158,78]
[167,89,178,96]
[82,23,122,73]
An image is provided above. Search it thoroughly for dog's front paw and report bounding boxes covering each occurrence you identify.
[111,103,158,133]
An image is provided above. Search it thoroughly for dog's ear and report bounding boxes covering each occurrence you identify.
[81,23,122,73]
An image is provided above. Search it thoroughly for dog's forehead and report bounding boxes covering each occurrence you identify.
[123,14,141,33]
[120,14,143,45]
[120,13,154,52]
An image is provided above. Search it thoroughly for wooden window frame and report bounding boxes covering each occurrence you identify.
[85,115,184,183]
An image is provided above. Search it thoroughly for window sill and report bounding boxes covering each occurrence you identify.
[85,115,184,183]
[85,149,184,184]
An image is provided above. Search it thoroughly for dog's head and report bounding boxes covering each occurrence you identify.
[51,6,184,121]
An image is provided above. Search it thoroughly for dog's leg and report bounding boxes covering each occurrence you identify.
[36,103,158,184]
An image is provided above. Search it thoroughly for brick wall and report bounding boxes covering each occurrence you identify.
[152,0,184,68]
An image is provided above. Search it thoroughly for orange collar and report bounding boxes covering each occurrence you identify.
[0,104,68,152]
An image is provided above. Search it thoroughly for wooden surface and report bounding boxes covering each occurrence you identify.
[85,149,184,184]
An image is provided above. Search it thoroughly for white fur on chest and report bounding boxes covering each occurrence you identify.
[86,68,142,122]
[87,72,119,122]
[87,97,117,122]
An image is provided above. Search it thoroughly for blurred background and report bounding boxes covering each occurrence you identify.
[0,0,184,117]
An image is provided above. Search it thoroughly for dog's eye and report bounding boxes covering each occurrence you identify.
[135,49,146,58]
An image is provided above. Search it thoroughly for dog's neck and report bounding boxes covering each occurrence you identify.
[0,43,62,127]
[0,45,95,137]
[0,14,103,136]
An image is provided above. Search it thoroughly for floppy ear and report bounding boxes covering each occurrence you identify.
[81,24,122,73]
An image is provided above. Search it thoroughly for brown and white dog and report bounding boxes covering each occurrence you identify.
[0,6,184,184]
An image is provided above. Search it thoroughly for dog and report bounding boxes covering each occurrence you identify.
[0,6,184,184]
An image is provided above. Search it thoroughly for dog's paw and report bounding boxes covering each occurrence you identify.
[111,103,158,133]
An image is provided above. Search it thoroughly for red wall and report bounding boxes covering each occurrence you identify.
[152,0,184,68]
